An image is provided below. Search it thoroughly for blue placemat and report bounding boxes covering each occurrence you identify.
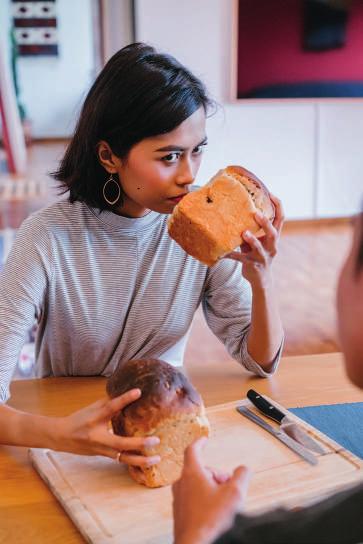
[290,402,363,459]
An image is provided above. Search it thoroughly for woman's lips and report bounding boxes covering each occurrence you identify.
[168,194,187,204]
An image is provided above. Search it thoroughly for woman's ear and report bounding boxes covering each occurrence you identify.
[97,141,120,173]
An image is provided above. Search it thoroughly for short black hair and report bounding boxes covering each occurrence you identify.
[53,42,214,210]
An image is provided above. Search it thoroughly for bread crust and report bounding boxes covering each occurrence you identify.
[107,359,210,487]
[168,165,275,266]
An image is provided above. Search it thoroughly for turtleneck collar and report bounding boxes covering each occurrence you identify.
[87,204,163,232]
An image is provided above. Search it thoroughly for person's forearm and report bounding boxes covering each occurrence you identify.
[0,403,59,449]
[247,271,284,370]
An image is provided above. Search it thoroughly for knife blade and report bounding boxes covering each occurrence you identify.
[247,389,325,455]
[236,405,318,466]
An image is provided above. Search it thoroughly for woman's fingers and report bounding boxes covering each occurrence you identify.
[99,389,142,421]
[95,446,161,465]
[117,452,161,467]
[225,246,263,264]
[226,230,273,264]
[111,435,160,452]
[224,250,244,262]
[269,194,285,233]
[254,212,278,255]
[255,211,276,238]
[60,391,163,461]
[95,428,160,456]
[81,442,161,465]
[242,231,265,262]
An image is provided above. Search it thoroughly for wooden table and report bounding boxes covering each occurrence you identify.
[1,352,363,543]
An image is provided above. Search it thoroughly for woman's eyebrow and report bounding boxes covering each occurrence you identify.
[154,136,208,152]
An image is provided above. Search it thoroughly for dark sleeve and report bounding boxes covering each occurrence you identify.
[214,484,363,544]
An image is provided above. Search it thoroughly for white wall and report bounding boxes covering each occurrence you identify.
[136,0,232,102]
[0,2,11,62]
[317,103,363,217]
[20,0,96,138]
[6,0,96,138]
[135,0,363,219]
[198,103,316,219]
[101,0,134,62]
[1,0,135,139]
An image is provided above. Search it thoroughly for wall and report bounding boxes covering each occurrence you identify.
[1,0,135,138]
[0,2,11,62]
[1,0,96,138]
[101,0,134,62]
[135,0,363,219]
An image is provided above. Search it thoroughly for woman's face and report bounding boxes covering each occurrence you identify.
[336,214,363,388]
[111,107,207,217]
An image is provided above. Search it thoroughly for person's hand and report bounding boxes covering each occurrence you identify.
[172,437,251,544]
[53,388,161,467]
[225,195,284,285]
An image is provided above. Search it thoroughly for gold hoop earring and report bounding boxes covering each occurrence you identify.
[103,174,121,206]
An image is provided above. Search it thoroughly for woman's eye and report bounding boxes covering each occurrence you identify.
[161,152,180,163]
[193,144,207,155]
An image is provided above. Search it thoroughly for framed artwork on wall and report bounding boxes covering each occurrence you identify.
[12,0,58,56]
[233,0,363,100]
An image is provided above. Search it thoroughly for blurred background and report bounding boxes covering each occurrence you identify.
[0,0,362,377]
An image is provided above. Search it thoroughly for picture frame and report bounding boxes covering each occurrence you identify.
[232,0,363,101]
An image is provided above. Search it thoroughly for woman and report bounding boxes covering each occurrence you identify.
[0,43,283,461]
[173,210,363,544]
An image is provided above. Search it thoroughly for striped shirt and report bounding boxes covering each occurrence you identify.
[0,200,281,403]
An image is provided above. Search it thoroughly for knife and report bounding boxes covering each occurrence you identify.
[247,390,325,455]
[236,405,318,465]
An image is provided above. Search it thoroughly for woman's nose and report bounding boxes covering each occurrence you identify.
[175,159,194,185]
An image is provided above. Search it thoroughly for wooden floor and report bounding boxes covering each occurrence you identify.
[186,219,351,365]
[0,142,352,365]
[0,142,66,230]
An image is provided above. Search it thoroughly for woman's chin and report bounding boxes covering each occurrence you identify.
[148,202,176,215]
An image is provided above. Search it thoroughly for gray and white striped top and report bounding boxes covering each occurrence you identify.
[0,200,281,403]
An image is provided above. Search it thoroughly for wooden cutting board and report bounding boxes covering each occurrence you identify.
[30,398,363,544]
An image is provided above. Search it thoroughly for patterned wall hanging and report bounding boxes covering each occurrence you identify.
[12,0,58,56]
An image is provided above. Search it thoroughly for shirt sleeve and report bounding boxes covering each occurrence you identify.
[0,216,53,402]
[202,258,282,377]
[214,483,363,544]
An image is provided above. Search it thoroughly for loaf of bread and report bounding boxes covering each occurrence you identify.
[168,165,275,266]
[106,359,210,488]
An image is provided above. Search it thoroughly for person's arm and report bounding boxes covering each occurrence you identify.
[0,403,57,448]
[224,195,284,370]
[202,261,282,376]
[245,265,283,371]
[172,438,250,544]
[0,215,51,403]
[202,195,284,376]
[0,389,161,465]
[0,218,160,464]
[173,439,363,544]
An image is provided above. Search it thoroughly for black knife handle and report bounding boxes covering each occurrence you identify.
[247,389,285,424]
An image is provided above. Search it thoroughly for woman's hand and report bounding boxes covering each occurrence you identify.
[53,388,161,466]
[225,195,285,285]
[172,437,251,544]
